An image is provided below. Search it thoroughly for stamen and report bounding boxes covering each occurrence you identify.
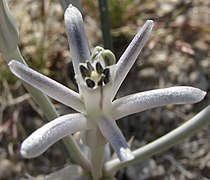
[96,62,104,74]
[86,78,95,88]
[80,59,111,88]
[79,65,90,79]
[86,61,94,71]
[98,75,105,86]
[103,68,110,84]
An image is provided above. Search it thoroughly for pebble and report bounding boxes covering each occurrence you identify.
[0,159,14,179]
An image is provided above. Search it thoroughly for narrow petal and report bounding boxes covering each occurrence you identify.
[21,113,91,158]
[64,4,91,75]
[9,60,85,112]
[112,86,206,120]
[98,116,134,162]
[112,20,154,99]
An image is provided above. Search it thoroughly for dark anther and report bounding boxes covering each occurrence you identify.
[97,75,105,86]
[86,61,94,71]
[103,68,110,84]
[96,62,104,74]
[86,79,95,88]
[80,65,90,79]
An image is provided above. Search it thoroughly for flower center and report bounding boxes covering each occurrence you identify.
[79,61,110,89]
[77,46,116,115]
[79,46,115,89]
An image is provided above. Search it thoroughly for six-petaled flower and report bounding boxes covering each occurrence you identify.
[9,5,206,164]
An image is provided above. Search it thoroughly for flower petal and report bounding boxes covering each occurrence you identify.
[98,116,134,162]
[112,86,206,120]
[64,4,91,75]
[112,20,154,99]
[9,60,85,112]
[21,113,91,158]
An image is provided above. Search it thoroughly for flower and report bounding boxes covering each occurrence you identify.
[8,5,206,163]
[0,0,19,56]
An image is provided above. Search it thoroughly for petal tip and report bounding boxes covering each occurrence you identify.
[8,60,18,73]
[145,20,154,31]
[65,3,74,11]
[64,3,81,21]
[8,60,15,67]
[146,19,154,25]
[197,89,207,101]
[8,60,24,78]
[20,145,30,159]
[186,86,207,102]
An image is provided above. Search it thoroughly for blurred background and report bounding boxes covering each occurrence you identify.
[0,0,210,179]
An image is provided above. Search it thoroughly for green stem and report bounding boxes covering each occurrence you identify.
[98,0,113,50]
[104,104,210,176]
[83,128,107,179]
[5,47,91,172]
[90,145,105,180]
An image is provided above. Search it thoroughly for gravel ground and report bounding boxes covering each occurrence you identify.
[0,0,210,179]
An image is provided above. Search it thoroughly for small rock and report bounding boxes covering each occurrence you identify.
[138,68,158,80]
[150,51,170,68]
[194,40,209,52]
[157,3,174,16]
[0,159,14,179]
[189,71,208,90]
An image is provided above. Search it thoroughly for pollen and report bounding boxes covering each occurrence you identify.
[91,71,100,79]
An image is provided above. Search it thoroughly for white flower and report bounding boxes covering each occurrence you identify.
[8,5,206,162]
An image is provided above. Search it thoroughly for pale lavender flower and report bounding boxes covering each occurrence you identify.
[8,5,206,162]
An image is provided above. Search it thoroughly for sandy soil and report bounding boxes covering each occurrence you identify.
[0,0,210,179]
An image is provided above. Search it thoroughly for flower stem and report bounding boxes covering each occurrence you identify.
[5,47,91,172]
[82,128,106,179]
[98,0,113,50]
[104,104,210,176]
[90,145,105,180]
